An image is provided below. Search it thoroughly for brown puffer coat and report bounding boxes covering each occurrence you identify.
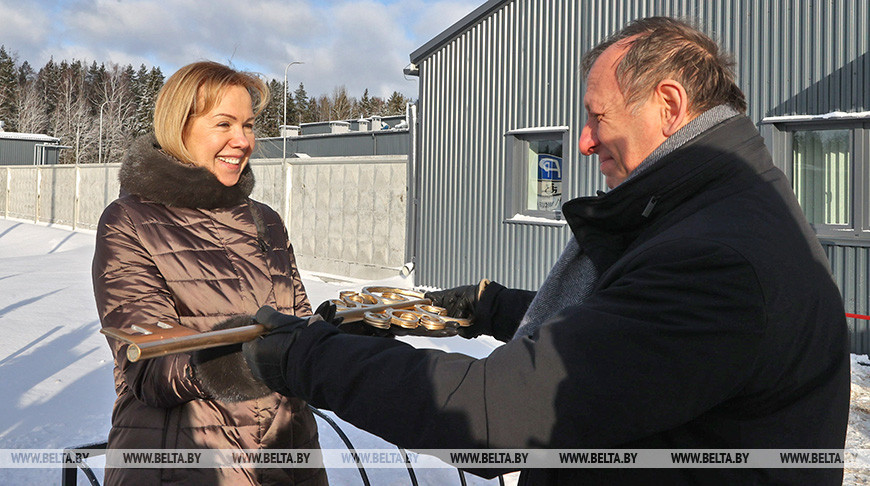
[92,135,327,485]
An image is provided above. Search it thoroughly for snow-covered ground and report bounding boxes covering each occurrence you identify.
[0,218,867,485]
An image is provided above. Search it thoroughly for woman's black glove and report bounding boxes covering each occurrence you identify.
[313,300,343,326]
[242,306,311,396]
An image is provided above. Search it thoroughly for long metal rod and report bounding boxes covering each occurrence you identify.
[122,298,431,362]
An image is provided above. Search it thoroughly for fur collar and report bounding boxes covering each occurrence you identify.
[119,134,255,209]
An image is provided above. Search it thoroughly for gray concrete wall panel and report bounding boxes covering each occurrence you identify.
[0,157,407,281]
[37,167,75,226]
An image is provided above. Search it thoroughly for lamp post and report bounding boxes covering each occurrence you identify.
[98,100,109,164]
[283,61,303,163]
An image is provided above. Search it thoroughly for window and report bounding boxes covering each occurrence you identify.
[504,127,570,224]
[792,129,852,226]
[760,116,870,241]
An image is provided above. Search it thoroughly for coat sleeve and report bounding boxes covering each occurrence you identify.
[274,237,766,456]
[475,282,536,342]
[92,202,207,408]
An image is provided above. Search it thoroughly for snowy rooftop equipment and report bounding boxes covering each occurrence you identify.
[300,121,351,135]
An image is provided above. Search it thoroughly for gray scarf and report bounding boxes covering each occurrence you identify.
[512,105,739,339]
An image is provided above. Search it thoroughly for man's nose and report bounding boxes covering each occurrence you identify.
[578,123,597,156]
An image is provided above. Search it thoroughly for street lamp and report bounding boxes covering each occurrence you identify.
[98,100,109,164]
[283,61,303,162]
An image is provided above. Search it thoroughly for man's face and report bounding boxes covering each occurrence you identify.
[579,42,667,189]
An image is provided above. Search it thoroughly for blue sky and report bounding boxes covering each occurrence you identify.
[0,0,481,99]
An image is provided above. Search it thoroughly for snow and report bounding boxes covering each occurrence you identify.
[0,218,868,484]
[504,214,567,226]
[760,111,870,123]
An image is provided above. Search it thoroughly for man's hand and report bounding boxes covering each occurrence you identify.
[424,279,492,339]
[425,279,490,318]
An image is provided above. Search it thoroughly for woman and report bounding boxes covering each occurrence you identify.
[92,61,327,485]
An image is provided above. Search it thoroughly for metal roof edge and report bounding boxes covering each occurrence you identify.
[0,132,60,142]
[409,0,508,63]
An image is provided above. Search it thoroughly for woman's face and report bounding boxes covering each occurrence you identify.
[183,85,256,187]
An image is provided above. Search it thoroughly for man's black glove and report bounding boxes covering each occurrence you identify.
[424,280,489,318]
[314,299,395,338]
[425,279,492,339]
[241,306,310,396]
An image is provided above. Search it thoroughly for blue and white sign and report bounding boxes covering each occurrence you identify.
[536,154,562,211]
[538,155,562,181]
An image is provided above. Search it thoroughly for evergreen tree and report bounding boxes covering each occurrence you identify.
[17,60,35,85]
[294,82,315,124]
[37,58,61,129]
[385,91,409,115]
[0,45,20,130]
[369,95,386,116]
[130,64,148,135]
[256,78,283,138]
[140,66,163,134]
[283,86,297,129]
[359,89,373,118]
[85,61,107,110]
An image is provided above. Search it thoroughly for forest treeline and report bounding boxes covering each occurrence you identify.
[0,46,412,164]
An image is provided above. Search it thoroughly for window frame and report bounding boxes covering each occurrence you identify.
[503,126,570,225]
[761,116,870,243]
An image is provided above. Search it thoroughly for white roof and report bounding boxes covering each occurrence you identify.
[0,131,60,142]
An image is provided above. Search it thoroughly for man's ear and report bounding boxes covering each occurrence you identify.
[656,79,690,137]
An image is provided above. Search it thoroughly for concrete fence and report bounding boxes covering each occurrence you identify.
[0,155,409,280]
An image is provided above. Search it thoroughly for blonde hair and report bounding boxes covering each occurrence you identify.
[154,61,269,164]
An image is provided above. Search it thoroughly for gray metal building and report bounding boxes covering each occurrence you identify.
[0,131,62,165]
[255,122,410,158]
[406,0,870,350]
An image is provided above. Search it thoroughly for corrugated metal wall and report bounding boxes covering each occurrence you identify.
[413,0,870,292]
[0,140,38,165]
[827,243,870,353]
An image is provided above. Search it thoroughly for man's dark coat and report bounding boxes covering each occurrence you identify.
[277,115,850,485]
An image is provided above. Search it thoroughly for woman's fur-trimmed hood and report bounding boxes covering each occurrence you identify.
[119,134,255,209]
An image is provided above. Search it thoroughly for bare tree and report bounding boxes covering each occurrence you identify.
[314,95,331,122]
[16,80,49,134]
[330,85,353,120]
[95,64,137,164]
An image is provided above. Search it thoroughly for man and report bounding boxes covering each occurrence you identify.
[242,17,850,484]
